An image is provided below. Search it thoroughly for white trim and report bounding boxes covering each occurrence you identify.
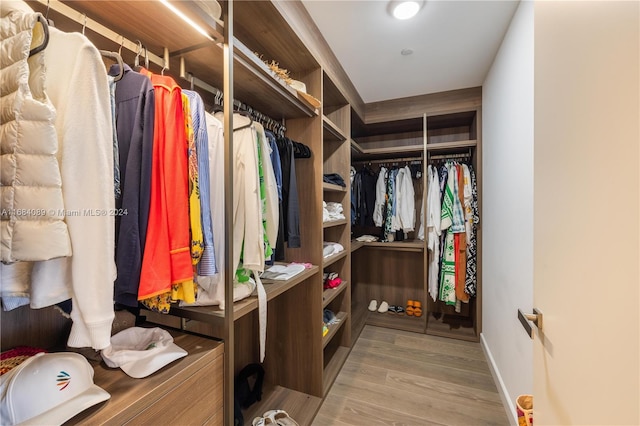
[480,333,518,426]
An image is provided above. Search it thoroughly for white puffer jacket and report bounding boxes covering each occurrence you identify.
[0,3,71,262]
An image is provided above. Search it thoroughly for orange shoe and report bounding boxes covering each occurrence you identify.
[413,300,423,317]
[406,300,415,316]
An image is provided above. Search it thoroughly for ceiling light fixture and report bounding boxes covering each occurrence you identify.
[389,1,423,20]
[159,0,213,41]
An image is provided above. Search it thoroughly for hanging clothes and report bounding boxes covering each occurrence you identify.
[138,69,194,311]
[0,3,71,263]
[1,20,117,350]
[275,136,301,261]
[455,164,469,303]
[439,162,465,305]
[256,124,279,253]
[372,166,387,227]
[182,92,204,266]
[426,165,442,301]
[185,112,225,307]
[183,90,217,277]
[110,63,155,308]
[465,165,480,297]
[396,166,416,233]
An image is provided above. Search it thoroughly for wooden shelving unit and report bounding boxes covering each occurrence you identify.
[323,218,348,228]
[320,70,353,400]
[322,182,347,192]
[323,250,348,268]
[323,281,349,308]
[322,346,350,395]
[322,311,349,348]
[170,265,319,322]
[323,115,347,141]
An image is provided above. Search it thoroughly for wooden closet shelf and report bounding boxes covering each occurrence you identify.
[323,281,349,308]
[323,218,348,228]
[426,139,477,152]
[366,311,426,334]
[170,265,319,322]
[323,250,348,268]
[426,317,479,342]
[350,240,366,252]
[359,240,425,252]
[242,384,322,426]
[323,116,347,141]
[351,144,424,161]
[67,331,224,425]
[233,40,320,119]
[322,345,350,396]
[322,311,349,348]
[350,301,369,345]
[322,182,348,193]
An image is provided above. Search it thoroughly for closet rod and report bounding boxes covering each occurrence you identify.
[353,156,422,165]
[34,0,164,66]
[428,150,473,161]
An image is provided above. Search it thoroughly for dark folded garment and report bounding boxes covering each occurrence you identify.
[323,173,346,187]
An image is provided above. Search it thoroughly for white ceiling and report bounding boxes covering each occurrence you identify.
[301,0,520,103]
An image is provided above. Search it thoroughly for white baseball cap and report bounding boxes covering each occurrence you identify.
[0,352,110,426]
[100,327,187,379]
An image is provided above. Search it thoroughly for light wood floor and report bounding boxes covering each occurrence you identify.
[312,325,510,426]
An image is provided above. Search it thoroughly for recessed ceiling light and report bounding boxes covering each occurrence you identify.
[389,1,423,20]
[401,48,414,56]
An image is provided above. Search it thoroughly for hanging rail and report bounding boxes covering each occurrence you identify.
[34,0,164,66]
[428,149,473,161]
[352,156,422,166]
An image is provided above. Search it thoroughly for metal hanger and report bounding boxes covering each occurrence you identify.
[133,40,143,69]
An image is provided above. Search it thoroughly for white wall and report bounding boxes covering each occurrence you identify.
[481,1,533,424]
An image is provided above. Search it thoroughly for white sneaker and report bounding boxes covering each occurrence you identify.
[368,299,378,312]
[378,301,389,313]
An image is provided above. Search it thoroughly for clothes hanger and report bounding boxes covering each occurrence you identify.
[133,40,143,70]
[44,0,54,26]
[81,13,86,35]
[234,110,253,131]
[100,50,124,81]
[29,14,49,57]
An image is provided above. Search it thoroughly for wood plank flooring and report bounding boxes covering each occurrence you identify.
[312,325,509,426]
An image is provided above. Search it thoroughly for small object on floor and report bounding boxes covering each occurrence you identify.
[406,300,415,316]
[377,301,389,313]
[252,416,277,426]
[264,409,300,426]
[413,300,423,317]
[395,306,406,315]
[368,299,378,312]
[388,305,399,314]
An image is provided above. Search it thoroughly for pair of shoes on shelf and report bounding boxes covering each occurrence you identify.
[388,305,405,315]
[253,410,299,426]
[406,300,423,317]
[368,300,389,313]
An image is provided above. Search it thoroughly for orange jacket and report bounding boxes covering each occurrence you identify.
[138,69,193,300]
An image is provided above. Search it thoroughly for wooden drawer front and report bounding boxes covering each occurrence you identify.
[125,354,223,425]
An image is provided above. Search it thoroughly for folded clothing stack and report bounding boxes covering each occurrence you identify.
[355,234,379,242]
[322,241,345,258]
[323,201,345,222]
[323,272,342,289]
[323,173,346,187]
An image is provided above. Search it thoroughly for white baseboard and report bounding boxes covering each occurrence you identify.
[480,333,518,426]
